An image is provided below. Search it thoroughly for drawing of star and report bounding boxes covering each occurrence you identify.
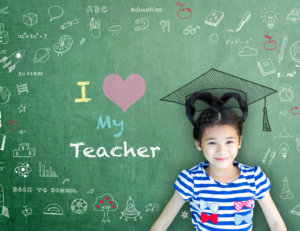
[18,104,26,113]
[181,210,189,219]
[145,203,154,212]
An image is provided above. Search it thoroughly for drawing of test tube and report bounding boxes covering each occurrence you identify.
[90,18,101,38]
[296,136,300,151]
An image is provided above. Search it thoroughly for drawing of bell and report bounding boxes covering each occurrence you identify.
[280,176,294,199]
[119,196,142,221]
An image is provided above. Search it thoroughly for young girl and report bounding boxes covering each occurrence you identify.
[151,92,287,231]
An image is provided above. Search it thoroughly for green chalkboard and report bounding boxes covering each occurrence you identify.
[0,0,299,230]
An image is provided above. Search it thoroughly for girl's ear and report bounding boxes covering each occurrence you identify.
[194,139,202,151]
[238,135,242,149]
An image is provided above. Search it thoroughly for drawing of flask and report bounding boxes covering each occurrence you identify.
[280,176,294,199]
[90,18,100,38]
[296,136,300,151]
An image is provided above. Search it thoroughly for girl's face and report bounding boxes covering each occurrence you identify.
[195,124,242,169]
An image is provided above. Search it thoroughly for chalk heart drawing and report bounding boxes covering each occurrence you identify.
[103,74,146,112]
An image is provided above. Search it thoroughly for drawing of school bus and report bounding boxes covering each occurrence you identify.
[287,9,300,22]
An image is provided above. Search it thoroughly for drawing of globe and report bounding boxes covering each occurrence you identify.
[0,86,11,104]
[290,41,300,67]
[71,198,87,214]
[33,47,50,63]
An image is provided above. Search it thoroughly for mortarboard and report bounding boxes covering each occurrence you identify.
[160,68,277,131]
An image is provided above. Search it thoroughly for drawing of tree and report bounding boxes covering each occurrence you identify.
[93,193,118,222]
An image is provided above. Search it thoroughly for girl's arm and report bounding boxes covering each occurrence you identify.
[150,190,186,231]
[257,191,287,231]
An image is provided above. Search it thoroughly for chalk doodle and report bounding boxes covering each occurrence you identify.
[71,198,88,214]
[131,6,162,13]
[23,13,37,26]
[204,10,224,27]
[13,187,32,193]
[135,18,149,31]
[13,143,36,157]
[93,193,118,223]
[19,130,26,134]
[33,48,50,63]
[0,7,8,14]
[262,148,270,164]
[260,7,279,29]
[6,119,18,131]
[279,36,288,63]
[279,143,289,158]
[290,40,300,67]
[0,184,9,218]
[61,19,79,30]
[209,34,218,43]
[120,196,142,221]
[226,38,252,44]
[291,107,300,115]
[17,83,29,94]
[108,25,122,35]
[96,115,124,137]
[36,188,78,193]
[287,9,300,22]
[183,26,200,35]
[264,35,277,50]
[226,11,251,32]
[14,162,32,178]
[277,71,296,78]
[0,162,5,171]
[279,110,288,115]
[278,127,293,138]
[268,150,276,165]
[39,162,58,177]
[86,6,107,13]
[296,136,300,151]
[281,176,294,199]
[176,2,192,19]
[43,204,63,215]
[181,210,189,219]
[17,104,26,113]
[18,72,43,76]
[54,35,73,56]
[0,86,11,104]
[279,85,294,102]
[75,81,91,103]
[290,204,300,216]
[145,203,160,212]
[0,50,6,54]
[80,38,85,45]
[48,6,63,21]
[239,46,258,56]
[21,206,32,217]
[0,111,1,127]
[160,20,170,32]
[0,50,25,74]
[257,58,275,76]
[0,23,9,44]
[62,178,69,184]
[18,32,47,39]
[103,74,146,113]
[90,18,101,38]
[87,189,94,194]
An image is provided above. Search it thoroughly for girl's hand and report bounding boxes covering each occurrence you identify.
[258,192,287,231]
[150,190,185,231]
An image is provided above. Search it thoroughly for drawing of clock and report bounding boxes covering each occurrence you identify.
[54,35,73,56]
[279,84,294,102]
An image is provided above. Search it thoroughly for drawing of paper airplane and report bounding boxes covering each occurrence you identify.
[0,50,25,74]
[0,184,9,218]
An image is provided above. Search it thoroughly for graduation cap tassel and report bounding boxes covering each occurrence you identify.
[263,97,271,132]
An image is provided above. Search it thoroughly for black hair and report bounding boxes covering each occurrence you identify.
[186,92,248,147]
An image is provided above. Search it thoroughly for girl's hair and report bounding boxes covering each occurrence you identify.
[186,92,248,147]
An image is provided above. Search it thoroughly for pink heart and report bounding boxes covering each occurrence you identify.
[103,74,146,112]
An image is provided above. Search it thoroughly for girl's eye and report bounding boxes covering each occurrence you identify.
[208,142,216,145]
[227,141,233,144]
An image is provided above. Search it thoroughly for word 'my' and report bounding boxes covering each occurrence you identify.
[97,115,123,137]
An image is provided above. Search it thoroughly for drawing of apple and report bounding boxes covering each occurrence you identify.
[176,2,192,19]
[6,119,18,131]
[264,35,277,50]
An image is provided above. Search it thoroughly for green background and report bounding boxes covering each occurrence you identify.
[1,0,299,230]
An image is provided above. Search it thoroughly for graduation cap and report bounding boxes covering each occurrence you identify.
[160,68,277,131]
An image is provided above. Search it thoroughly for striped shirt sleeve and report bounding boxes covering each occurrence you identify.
[173,169,194,201]
[254,166,272,200]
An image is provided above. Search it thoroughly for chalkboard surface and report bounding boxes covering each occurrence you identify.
[0,0,299,230]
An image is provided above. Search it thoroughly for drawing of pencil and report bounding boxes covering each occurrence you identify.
[262,148,270,163]
[278,36,288,63]
[268,150,276,165]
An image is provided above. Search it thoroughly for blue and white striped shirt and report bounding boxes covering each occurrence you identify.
[174,161,272,231]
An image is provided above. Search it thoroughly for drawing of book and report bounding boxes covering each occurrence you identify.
[204,10,224,27]
[257,58,275,76]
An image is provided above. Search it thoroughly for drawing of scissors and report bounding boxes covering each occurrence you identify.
[0,7,9,14]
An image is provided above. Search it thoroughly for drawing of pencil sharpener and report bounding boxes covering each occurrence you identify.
[287,9,300,22]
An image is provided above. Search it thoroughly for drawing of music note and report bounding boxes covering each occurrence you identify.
[62,178,69,184]
[87,189,94,194]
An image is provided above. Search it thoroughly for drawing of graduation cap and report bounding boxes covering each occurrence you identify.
[160,68,277,131]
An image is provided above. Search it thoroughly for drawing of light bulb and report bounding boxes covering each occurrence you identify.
[296,136,300,151]
[264,10,276,29]
[279,143,289,158]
